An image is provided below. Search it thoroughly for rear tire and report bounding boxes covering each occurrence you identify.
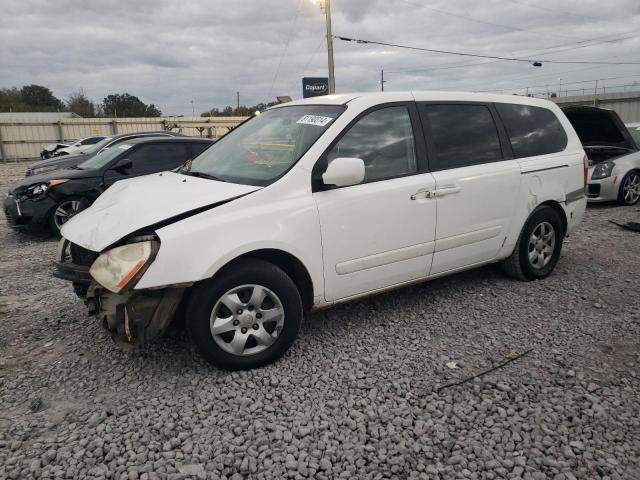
[617,170,640,206]
[501,205,564,281]
[186,259,302,370]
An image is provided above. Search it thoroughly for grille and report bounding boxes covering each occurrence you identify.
[4,206,15,224]
[587,184,601,197]
[70,243,99,266]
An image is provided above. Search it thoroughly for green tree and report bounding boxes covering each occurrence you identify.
[102,93,162,117]
[66,90,96,117]
[20,84,64,111]
[0,87,27,112]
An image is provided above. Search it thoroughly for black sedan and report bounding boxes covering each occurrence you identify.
[26,131,186,177]
[5,137,213,236]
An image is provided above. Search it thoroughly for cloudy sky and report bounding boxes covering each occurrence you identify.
[2,0,639,115]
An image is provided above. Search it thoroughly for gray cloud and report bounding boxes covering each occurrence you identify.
[1,0,639,114]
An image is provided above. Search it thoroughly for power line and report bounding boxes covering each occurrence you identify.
[334,35,640,66]
[477,74,640,93]
[268,0,304,98]
[395,0,578,40]
[387,33,639,74]
[508,0,601,21]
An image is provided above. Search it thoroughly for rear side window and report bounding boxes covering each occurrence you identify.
[496,103,567,158]
[423,104,502,170]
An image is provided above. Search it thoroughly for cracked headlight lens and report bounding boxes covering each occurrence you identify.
[89,241,155,293]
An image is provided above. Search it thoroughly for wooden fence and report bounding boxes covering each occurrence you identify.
[0,116,248,162]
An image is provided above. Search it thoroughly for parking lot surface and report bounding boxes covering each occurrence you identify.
[1,161,639,480]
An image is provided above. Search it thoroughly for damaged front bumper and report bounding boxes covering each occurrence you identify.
[54,238,186,350]
[86,284,185,350]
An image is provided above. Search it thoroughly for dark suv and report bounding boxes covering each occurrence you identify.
[5,137,213,236]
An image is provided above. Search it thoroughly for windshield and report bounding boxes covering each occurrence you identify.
[77,143,132,170]
[185,105,344,185]
[84,136,114,154]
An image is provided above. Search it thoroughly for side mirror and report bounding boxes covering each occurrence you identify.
[322,157,365,187]
[113,158,132,172]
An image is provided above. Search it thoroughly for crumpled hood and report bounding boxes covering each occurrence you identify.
[61,171,261,252]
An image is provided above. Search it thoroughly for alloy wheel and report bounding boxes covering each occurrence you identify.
[622,172,640,205]
[527,221,556,269]
[54,200,83,230]
[210,284,285,356]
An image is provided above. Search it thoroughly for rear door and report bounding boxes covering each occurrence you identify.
[419,103,521,275]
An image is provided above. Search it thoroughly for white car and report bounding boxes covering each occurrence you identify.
[55,92,587,370]
[54,135,107,156]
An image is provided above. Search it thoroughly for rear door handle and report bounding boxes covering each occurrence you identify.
[434,185,461,196]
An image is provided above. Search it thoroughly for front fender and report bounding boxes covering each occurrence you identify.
[134,172,324,300]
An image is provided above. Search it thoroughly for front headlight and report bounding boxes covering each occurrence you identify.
[28,183,48,196]
[591,161,615,179]
[32,165,58,175]
[89,241,156,293]
[25,179,69,198]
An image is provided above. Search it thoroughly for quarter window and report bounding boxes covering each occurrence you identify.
[423,104,502,170]
[496,103,567,158]
[327,106,417,182]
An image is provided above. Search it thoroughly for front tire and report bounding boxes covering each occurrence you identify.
[501,205,564,281]
[186,259,302,370]
[49,197,90,236]
[617,170,640,206]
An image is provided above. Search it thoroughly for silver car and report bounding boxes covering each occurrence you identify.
[587,151,640,205]
[562,106,639,206]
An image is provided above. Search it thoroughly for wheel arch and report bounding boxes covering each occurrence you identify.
[538,200,567,237]
[215,248,315,312]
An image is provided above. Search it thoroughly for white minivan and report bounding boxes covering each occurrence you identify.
[55,92,587,369]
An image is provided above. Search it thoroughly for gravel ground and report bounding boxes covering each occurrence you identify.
[1,160,639,480]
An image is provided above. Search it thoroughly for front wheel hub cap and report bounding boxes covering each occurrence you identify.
[209,284,285,357]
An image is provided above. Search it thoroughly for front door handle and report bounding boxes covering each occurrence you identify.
[410,188,435,200]
[434,185,461,196]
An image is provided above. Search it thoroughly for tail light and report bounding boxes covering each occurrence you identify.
[583,154,588,192]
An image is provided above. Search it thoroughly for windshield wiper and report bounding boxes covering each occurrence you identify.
[181,170,225,182]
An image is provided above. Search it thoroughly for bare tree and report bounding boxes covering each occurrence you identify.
[66,89,96,117]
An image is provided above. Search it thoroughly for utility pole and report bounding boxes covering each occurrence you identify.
[558,78,562,98]
[191,100,195,117]
[380,69,385,92]
[313,0,335,94]
[325,0,335,94]
[237,92,240,110]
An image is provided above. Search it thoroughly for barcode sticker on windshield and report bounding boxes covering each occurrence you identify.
[297,115,333,127]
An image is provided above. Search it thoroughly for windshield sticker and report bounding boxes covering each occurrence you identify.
[118,144,132,150]
[296,115,334,127]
